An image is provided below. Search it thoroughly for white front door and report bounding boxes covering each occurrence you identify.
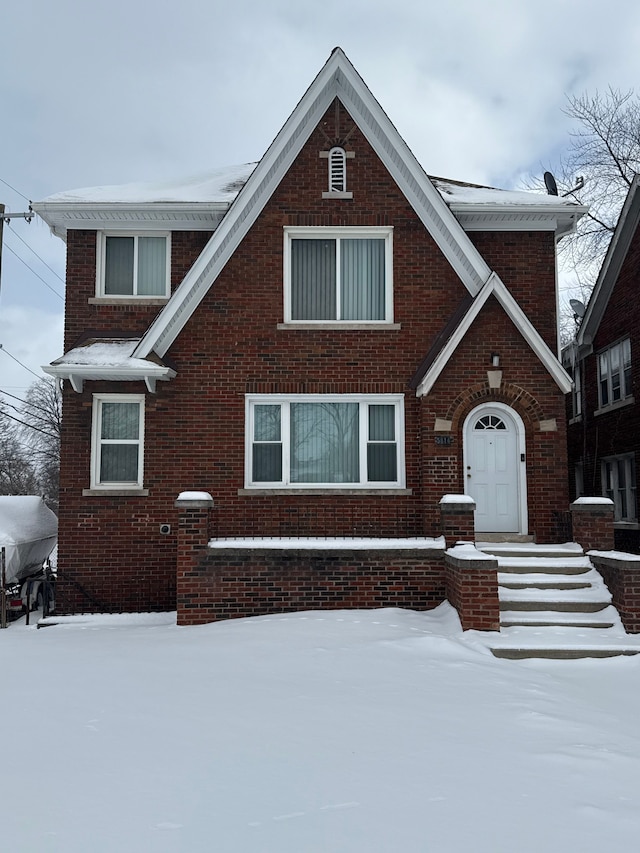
[464,405,525,533]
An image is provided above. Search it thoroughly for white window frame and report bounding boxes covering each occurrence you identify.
[597,338,632,409]
[245,394,405,489]
[90,394,145,490]
[328,147,347,193]
[283,226,393,324]
[96,232,171,298]
[601,454,636,522]
[571,361,582,419]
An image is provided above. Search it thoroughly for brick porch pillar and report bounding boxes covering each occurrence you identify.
[589,552,640,634]
[570,497,614,552]
[175,491,214,626]
[439,494,476,548]
[444,544,500,631]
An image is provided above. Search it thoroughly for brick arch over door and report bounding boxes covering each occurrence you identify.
[444,382,548,433]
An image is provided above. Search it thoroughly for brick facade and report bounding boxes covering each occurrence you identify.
[566,210,640,553]
[54,99,570,617]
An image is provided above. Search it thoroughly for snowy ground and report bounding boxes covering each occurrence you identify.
[2,605,640,853]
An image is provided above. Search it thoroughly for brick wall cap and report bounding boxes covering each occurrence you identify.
[571,497,614,512]
[589,550,640,571]
[440,494,476,511]
[206,535,445,551]
[445,543,498,570]
[175,491,214,508]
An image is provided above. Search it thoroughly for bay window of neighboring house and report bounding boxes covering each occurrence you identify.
[246,395,404,488]
[283,227,393,323]
[97,233,170,298]
[90,394,145,490]
[598,338,632,409]
[602,454,637,522]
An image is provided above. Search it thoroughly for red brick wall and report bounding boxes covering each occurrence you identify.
[56,100,568,613]
[566,223,640,552]
[177,547,447,626]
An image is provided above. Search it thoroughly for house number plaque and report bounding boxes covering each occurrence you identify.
[434,435,454,446]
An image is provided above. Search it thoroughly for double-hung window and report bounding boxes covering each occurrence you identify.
[97,233,170,298]
[246,394,404,488]
[602,454,637,522]
[91,394,145,489]
[598,339,631,408]
[284,227,393,323]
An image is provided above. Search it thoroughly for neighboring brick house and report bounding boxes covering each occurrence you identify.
[34,48,586,621]
[565,175,640,553]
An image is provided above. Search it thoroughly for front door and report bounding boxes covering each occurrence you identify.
[464,405,524,533]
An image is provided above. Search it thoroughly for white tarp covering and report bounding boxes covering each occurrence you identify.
[0,496,58,585]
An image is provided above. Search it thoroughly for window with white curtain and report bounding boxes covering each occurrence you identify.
[597,338,632,408]
[602,454,637,522]
[246,394,404,487]
[91,394,145,488]
[97,233,170,297]
[284,227,393,323]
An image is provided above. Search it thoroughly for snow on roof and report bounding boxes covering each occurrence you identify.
[38,165,578,210]
[431,177,583,208]
[50,339,157,369]
[41,163,258,205]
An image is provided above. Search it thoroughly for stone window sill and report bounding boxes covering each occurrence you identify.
[238,488,412,496]
[277,322,401,331]
[88,297,169,306]
[83,488,149,497]
[594,396,635,417]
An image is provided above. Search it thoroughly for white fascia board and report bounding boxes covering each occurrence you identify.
[135,48,494,360]
[416,274,498,397]
[578,176,640,347]
[32,202,228,240]
[449,203,587,236]
[416,273,572,397]
[492,278,572,393]
[42,363,176,391]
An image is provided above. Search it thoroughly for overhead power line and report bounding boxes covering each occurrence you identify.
[0,177,30,203]
[0,386,58,419]
[3,243,64,299]
[7,223,65,284]
[0,407,57,439]
[0,344,42,379]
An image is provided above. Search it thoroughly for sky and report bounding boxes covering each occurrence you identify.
[3,605,640,852]
[2,0,640,395]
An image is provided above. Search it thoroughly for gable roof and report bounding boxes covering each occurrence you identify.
[577,174,640,349]
[133,47,504,360]
[412,273,573,396]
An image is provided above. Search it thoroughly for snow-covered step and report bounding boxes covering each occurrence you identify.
[500,608,617,629]
[477,542,640,658]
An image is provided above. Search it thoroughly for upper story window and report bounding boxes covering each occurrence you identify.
[571,362,582,419]
[283,227,393,324]
[329,147,347,193]
[598,338,631,408]
[246,394,405,488]
[91,394,145,489]
[97,233,170,298]
[602,454,636,522]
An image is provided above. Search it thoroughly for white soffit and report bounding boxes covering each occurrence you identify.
[134,48,496,360]
[416,273,572,397]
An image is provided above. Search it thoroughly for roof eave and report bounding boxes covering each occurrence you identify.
[42,363,176,394]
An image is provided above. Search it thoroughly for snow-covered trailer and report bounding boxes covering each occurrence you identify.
[0,496,58,621]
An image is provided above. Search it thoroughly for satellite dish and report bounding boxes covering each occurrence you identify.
[544,171,559,196]
[570,299,586,318]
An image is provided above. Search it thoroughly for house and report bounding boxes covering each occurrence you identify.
[565,174,640,553]
[33,48,586,624]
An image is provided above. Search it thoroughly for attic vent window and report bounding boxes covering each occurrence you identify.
[330,147,346,192]
[321,148,353,199]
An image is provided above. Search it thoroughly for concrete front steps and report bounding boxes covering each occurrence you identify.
[476,542,640,660]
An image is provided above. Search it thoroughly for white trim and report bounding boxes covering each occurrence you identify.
[133,48,497,360]
[463,402,528,534]
[415,272,572,396]
[96,231,171,298]
[282,226,393,324]
[245,393,405,489]
[90,394,145,490]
